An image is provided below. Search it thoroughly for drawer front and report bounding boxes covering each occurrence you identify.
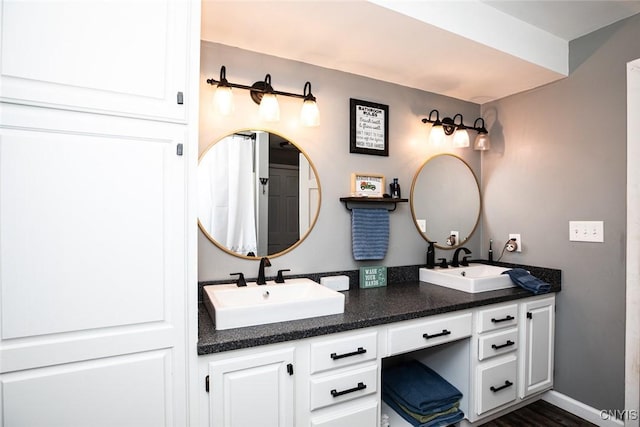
[476,355,517,415]
[478,328,518,360]
[309,365,377,411]
[477,304,518,333]
[387,312,472,356]
[310,400,378,427]
[310,331,378,374]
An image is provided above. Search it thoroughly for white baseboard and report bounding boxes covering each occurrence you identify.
[542,390,624,427]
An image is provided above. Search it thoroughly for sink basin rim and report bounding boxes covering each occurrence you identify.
[204,278,345,330]
[419,264,516,293]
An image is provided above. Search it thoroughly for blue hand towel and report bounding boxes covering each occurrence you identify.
[502,268,551,295]
[382,360,463,416]
[383,393,465,427]
[351,208,389,260]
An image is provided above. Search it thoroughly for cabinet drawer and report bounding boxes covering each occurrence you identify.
[478,328,518,360]
[309,365,377,411]
[476,355,517,415]
[310,400,378,427]
[310,331,377,374]
[477,304,518,333]
[387,312,472,356]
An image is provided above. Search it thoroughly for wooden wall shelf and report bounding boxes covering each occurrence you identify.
[339,197,408,212]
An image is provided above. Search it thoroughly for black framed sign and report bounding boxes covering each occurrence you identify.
[350,98,389,156]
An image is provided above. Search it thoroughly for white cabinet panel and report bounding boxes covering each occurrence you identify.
[0,350,172,427]
[520,296,555,398]
[0,0,188,122]
[476,355,517,415]
[387,312,472,356]
[310,330,377,374]
[310,400,378,427]
[0,116,187,375]
[309,364,377,411]
[207,347,295,427]
[0,128,180,339]
[477,303,518,333]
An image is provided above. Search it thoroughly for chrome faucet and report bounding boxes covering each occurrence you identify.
[451,247,472,267]
[257,257,271,285]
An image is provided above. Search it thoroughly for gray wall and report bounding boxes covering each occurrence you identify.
[481,14,640,410]
[198,42,482,281]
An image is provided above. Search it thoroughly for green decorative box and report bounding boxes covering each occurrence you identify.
[359,266,387,288]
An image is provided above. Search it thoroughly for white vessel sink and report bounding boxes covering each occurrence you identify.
[203,278,345,330]
[419,264,516,293]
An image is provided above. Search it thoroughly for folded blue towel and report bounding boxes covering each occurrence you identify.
[383,392,465,427]
[351,208,389,260]
[382,360,463,416]
[502,268,551,295]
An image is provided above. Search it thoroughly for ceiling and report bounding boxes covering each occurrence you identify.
[201,1,640,104]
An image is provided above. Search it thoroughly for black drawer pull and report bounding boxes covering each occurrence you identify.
[491,315,514,323]
[490,380,514,392]
[330,382,366,397]
[492,340,515,350]
[330,347,367,360]
[423,329,451,339]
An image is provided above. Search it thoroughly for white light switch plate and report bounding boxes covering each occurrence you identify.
[569,221,604,242]
[417,219,426,232]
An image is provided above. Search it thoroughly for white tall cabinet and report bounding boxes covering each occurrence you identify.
[0,1,200,426]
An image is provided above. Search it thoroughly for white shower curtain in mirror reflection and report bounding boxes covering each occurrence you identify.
[198,135,257,255]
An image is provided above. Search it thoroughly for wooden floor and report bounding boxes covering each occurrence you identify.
[481,400,596,426]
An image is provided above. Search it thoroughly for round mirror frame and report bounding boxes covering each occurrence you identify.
[410,153,481,250]
[198,129,322,259]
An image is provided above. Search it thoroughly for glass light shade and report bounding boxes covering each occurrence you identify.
[453,128,470,148]
[259,93,280,122]
[300,99,320,127]
[474,133,491,151]
[213,85,234,116]
[429,125,446,146]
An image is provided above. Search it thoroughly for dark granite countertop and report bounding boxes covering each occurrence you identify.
[198,266,561,355]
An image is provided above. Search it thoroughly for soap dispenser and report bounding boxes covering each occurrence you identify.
[426,241,436,269]
[390,178,401,199]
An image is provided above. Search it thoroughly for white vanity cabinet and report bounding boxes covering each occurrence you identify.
[199,294,556,427]
[0,0,199,425]
[471,303,520,419]
[307,330,380,427]
[203,346,296,427]
[519,296,555,398]
[0,0,191,122]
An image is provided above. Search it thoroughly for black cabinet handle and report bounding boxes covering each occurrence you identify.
[423,329,451,339]
[330,382,366,397]
[491,315,514,323]
[492,340,515,350]
[490,380,514,392]
[330,347,367,360]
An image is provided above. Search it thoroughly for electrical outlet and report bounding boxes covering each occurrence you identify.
[417,219,426,233]
[569,221,604,242]
[508,233,522,252]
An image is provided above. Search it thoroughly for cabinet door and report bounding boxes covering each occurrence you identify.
[520,296,555,398]
[0,110,189,424]
[0,0,189,122]
[0,350,171,427]
[207,348,295,427]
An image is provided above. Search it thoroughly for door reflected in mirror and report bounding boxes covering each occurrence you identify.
[410,154,481,249]
[198,130,321,258]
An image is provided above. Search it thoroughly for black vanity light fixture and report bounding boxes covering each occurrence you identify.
[207,66,320,127]
[421,109,490,151]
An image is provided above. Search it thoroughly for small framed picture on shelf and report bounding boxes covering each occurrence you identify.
[351,173,385,197]
[350,98,389,156]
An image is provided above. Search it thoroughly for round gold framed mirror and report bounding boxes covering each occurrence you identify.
[198,130,321,259]
[410,153,481,249]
